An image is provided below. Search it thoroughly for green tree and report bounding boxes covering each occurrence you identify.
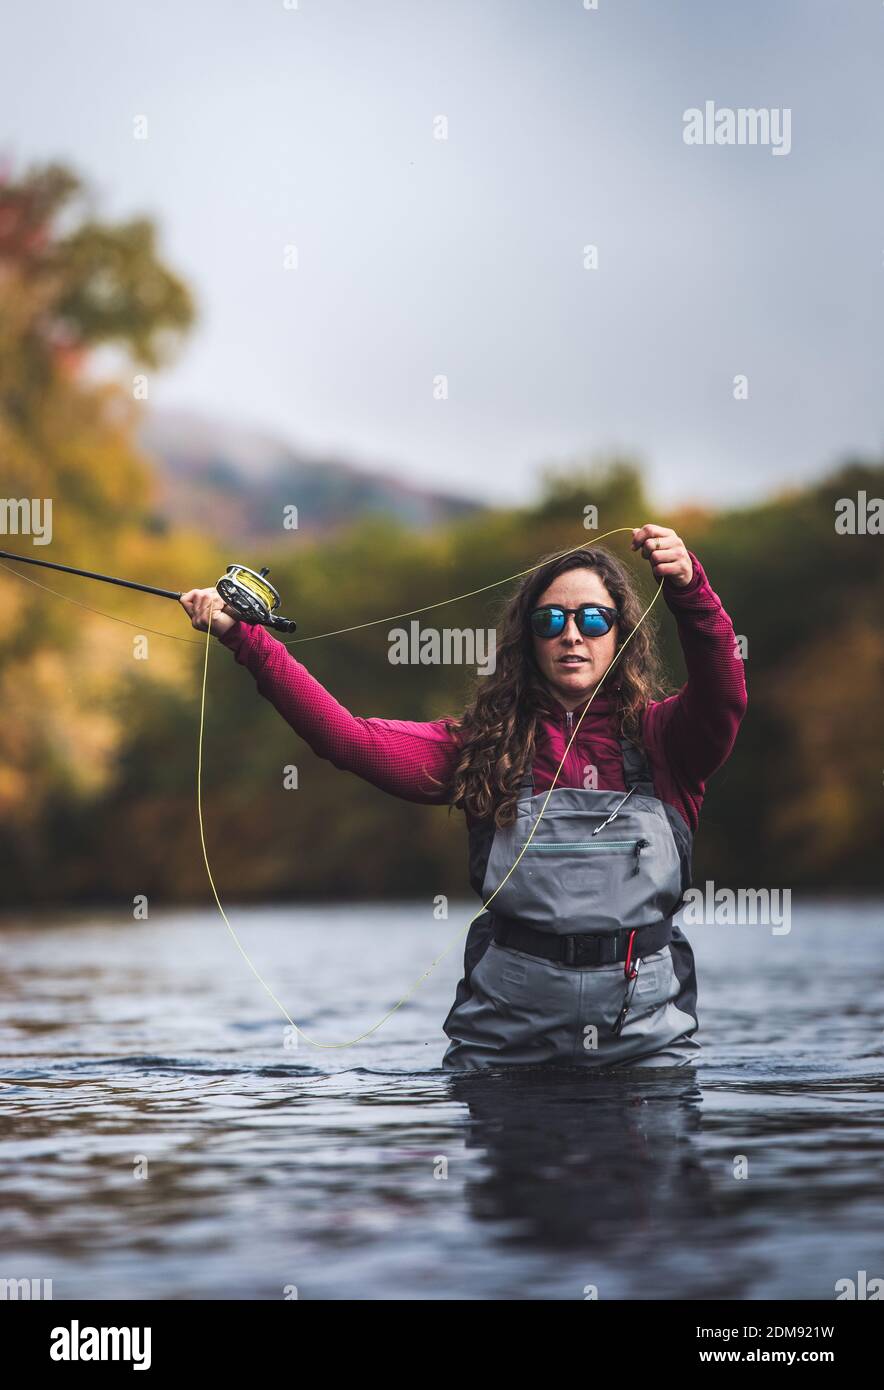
[0,161,196,883]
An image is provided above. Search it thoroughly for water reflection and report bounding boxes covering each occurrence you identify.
[450,1069,714,1251]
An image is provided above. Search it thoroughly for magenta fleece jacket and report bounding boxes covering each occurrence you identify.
[218,550,747,833]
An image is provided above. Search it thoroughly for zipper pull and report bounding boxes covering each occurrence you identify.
[592,784,638,835]
[632,837,650,874]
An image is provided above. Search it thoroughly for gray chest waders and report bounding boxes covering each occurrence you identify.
[442,738,701,1070]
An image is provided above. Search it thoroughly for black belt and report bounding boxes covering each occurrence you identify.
[492,915,673,967]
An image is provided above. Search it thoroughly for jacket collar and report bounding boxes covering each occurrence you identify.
[534,683,619,723]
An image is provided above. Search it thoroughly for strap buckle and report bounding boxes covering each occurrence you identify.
[566,933,618,967]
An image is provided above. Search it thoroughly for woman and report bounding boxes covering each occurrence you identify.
[180,524,747,1070]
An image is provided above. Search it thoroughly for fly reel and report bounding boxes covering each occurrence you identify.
[216,564,297,633]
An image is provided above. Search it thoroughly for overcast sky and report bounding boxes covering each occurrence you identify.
[3,0,882,507]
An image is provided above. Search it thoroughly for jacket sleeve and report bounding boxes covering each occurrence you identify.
[217,621,459,805]
[644,550,748,789]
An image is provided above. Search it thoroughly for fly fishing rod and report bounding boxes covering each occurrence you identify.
[0,549,297,632]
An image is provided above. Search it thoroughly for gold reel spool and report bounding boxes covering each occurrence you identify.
[216,565,297,632]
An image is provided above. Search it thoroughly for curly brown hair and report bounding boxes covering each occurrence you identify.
[444,546,670,828]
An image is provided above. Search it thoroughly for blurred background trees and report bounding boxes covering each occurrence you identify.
[1,162,881,909]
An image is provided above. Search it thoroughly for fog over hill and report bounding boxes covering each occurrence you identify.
[138,408,483,542]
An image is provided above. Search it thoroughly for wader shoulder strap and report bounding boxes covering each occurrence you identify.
[620,737,655,795]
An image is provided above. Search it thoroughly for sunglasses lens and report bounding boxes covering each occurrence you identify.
[531,607,565,638]
[578,607,612,636]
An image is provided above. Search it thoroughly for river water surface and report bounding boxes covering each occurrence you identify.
[1,899,882,1300]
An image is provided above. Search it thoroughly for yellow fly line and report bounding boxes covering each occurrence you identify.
[196,525,665,1049]
[1,526,648,648]
[1,523,665,1048]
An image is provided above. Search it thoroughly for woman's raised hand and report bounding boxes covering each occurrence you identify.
[630,525,694,588]
[179,587,240,637]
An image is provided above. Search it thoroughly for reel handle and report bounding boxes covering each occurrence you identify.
[264,614,297,634]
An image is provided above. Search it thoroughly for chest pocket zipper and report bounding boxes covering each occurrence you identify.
[519,838,650,874]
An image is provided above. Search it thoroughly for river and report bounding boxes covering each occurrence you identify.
[1,898,882,1300]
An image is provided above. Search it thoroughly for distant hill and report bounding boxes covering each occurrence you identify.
[138,408,483,542]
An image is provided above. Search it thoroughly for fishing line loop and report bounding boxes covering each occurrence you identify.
[2,525,665,1048]
[197,526,664,1048]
